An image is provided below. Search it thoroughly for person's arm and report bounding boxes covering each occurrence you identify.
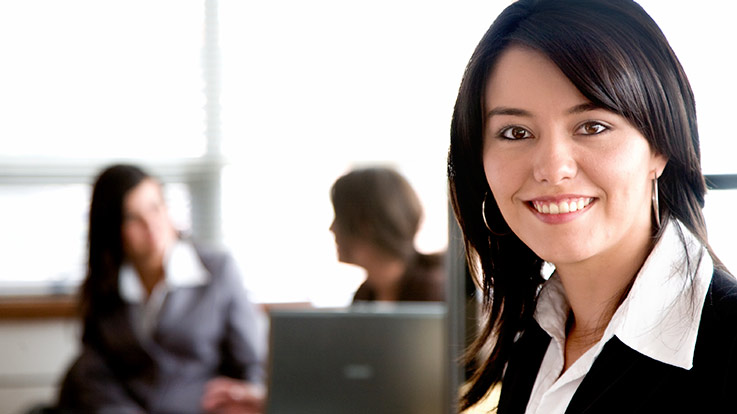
[216,253,267,382]
[201,376,265,414]
[200,252,267,413]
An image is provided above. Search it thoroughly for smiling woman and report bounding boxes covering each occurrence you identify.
[448,0,737,413]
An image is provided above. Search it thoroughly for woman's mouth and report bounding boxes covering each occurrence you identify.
[531,197,594,215]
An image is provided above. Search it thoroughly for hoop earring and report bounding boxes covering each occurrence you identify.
[482,192,510,236]
[652,177,661,229]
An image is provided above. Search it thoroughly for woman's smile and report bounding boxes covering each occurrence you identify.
[525,196,596,225]
[530,196,594,215]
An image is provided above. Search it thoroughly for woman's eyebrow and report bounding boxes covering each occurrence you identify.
[486,107,532,119]
[567,102,602,114]
[486,102,602,119]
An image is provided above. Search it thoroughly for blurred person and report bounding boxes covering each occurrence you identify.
[55,164,265,414]
[330,166,446,302]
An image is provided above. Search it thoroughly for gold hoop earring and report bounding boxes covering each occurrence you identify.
[482,192,510,236]
[652,177,661,229]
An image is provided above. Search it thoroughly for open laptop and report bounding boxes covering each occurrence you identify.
[265,302,448,414]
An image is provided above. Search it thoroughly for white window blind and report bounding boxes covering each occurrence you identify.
[0,1,215,292]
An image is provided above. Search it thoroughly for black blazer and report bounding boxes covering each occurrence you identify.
[498,268,737,413]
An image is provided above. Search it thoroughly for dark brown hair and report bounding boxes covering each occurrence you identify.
[448,0,712,409]
[80,164,149,339]
[331,166,423,262]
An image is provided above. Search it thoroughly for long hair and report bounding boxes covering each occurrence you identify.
[330,166,423,262]
[447,0,713,409]
[80,164,149,340]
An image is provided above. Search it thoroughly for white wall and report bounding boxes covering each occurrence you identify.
[0,320,79,414]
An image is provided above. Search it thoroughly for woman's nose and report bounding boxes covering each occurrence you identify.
[141,212,162,235]
[532,132,577,184]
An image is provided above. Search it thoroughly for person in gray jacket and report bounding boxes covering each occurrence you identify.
[56,164,266,414]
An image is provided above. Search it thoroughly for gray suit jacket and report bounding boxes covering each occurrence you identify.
[57,245,265,414]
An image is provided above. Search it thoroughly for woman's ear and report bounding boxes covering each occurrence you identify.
[652,153,668,178]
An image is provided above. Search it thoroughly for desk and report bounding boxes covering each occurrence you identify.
[0,295,77,320]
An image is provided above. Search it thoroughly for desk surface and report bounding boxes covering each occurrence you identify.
[0,295,78,320]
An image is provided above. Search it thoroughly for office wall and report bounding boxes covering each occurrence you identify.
[0,319,79,414]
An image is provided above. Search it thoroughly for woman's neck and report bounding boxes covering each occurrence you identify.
[555,231,654,371]
[363,257,408,301]
[133,256,166,297]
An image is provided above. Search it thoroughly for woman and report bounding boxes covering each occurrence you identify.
[57,164,265,414]
[448,0,737,412]
[330,166,445,302]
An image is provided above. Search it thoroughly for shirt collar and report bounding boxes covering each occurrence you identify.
[119,240,210,303]
[534,274,570,345]
[609,219,712,369]
[534,219,713,370]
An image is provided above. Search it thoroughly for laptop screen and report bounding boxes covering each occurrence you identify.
[266,302,448,414]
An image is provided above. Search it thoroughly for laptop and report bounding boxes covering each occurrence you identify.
[265,302,448,414]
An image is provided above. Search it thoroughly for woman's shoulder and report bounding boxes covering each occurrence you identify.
[695,267,737,359]
[184,241,244,290]
[187,241,233,270]
[704,267,737,317]
[413,251,446,272]
[688,267,737,405]
[398,252,446,301]
[406,252,446,283]
[189,241,229,264]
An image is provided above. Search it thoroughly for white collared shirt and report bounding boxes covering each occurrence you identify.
[525,220,713,414]
[119,240,210,340]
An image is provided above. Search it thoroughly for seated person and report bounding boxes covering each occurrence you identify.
[329,166,446,302]
[56,164,265,414]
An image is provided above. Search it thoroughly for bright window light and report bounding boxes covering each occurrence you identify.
[1,1,735,305]
[0,0,206,159]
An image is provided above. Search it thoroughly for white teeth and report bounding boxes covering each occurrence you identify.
[533,198,592,215]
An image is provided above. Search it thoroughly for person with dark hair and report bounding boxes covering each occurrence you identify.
[330,166,445,302]
[448,0,737,412]
[55,164,266,414]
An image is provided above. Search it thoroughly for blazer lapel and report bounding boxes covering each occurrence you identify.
[498,322,551,414]
[565,337,678,413]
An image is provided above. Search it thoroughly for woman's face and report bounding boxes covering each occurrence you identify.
[329,217,371,267]
[482,46,667,268]
[121,178,176,264]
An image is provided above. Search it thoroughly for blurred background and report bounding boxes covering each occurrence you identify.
[2,0,734,307]
[0,0,735,412]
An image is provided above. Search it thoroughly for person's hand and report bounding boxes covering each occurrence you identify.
[201,376,266,414]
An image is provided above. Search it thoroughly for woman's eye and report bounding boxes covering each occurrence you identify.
[577,121,608,135]
[499,126,533,140]
[122,214,140,226]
